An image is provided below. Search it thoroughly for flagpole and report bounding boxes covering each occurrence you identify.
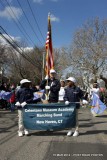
[47,12,50,80]
[45,13,50,100]
[47,46,49,85]
[45,12,53,101]
[42,51,45,80]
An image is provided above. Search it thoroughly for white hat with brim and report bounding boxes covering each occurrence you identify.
[66,77,76,83]
[20,79,31,84]
[50,69,56,74]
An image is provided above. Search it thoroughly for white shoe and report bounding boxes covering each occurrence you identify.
[73,130,79,137]
[24,130,29,136]
[18,131,23,137]
[67,130,72,136]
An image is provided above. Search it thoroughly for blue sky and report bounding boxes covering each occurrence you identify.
[0,0,107,48]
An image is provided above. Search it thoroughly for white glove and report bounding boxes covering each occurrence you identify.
[65,101,70,105]
[45,86,50,90]
[15,102,21,106]
[82,100,88,104]
[45,75,49,80]
[21,102,27,108]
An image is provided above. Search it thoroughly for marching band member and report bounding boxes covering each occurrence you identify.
[40,69,60,103]
[15,79,34,137]
[64,77,84,137]
[58,80,65,102]
[90,82,100,98]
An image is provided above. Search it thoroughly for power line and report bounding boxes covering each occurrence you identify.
[4,0,37,46]
[0,32,40,79]
[0,26,38,67]
[16,0,44,46]
[26,0,45,42]
[0,0,35,46]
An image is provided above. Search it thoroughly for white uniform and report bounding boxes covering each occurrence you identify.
[90,88,100,97]
[58,87,65,102]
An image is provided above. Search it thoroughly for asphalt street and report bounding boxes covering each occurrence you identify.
[0,107,107,160]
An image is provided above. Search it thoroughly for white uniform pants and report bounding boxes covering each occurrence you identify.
[75,109,79,131]
[18,109,28,132]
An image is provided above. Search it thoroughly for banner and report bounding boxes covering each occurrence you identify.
[23,103,76,130]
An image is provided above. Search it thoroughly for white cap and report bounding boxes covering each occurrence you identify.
[66,77,76,83]
[20,79,31,84]
[50,69,56,74]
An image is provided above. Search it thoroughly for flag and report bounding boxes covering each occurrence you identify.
[91,93,107,116]
[45,13,54,76]
[33,90,44,100]
[0,90,14,100]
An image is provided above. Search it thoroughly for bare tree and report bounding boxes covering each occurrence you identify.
[0,44,11,83]
[69,17,107,86]
[8,46,43,84]
[0,44,9,66]
[53,47,71,79]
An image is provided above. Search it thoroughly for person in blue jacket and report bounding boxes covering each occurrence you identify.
[15,79,34,137]
[64,77,84,137]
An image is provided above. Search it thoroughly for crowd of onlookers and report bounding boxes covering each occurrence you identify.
[0,83,15,110]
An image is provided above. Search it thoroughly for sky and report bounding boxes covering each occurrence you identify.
[0,0,107,49]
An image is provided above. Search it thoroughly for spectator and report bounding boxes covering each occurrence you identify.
[9,84,16,112]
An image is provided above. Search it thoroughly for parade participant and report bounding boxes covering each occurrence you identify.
[15,79,34,137]
[58,80,65,102]
[90,82,107,116]
[90,82,100,97]
[91,92,106,117]
[40,69,60,103]
[91,82,107,103]
[64,77,84,137]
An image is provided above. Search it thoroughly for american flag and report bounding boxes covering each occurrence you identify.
[45,13,54,76]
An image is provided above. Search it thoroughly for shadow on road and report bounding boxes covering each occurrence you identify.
[29,130,67,136]
[80,130,107,135]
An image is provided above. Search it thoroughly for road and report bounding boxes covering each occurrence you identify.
[0,107,107,160]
